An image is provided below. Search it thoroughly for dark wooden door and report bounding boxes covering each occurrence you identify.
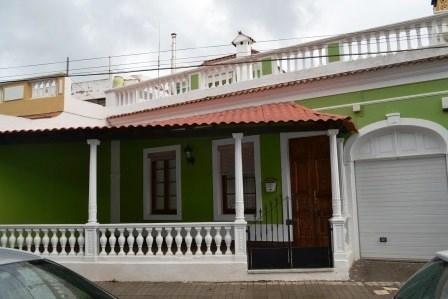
[289,135,332,248]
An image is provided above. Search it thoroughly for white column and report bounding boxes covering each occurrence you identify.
[328,130,342,218]
[232,133,247,257]
[327,130,348,266]
[87,139,100,224]
[233,133,245,223]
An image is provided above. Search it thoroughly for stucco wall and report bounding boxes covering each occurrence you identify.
[298,78,448,129]
[120,133,283,223]
[0,141,110,224]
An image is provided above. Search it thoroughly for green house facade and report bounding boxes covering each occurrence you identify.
[1,12,448,281]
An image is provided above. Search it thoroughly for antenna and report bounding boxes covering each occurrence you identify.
[157,22,161,78]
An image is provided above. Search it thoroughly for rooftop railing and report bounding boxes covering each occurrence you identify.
[106,13,448,109]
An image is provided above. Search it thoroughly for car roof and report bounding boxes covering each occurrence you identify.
[0,248,42,265]
[436,250,448,262]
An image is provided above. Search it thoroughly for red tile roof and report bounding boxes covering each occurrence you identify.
[0,102,354,135]
[146,102,354,130]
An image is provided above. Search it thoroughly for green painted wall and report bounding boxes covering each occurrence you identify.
[120,137,214,222]
[298,78,448,129]
[327,42,341,63]
[119,134,284,223]
[259,134,283,223]
[190,74,199,90]
[0,141,110,224]
[262,58,273,76]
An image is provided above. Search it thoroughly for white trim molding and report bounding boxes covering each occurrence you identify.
[143,145,182,221]
[212,135,262,221]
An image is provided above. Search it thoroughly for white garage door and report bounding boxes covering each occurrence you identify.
[356,155,448,260]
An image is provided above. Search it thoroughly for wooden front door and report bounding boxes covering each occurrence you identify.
[289,135,332,248]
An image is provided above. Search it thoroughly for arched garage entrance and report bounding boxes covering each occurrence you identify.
[347,116,448,260]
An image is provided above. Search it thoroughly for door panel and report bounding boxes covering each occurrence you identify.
[289,135,332,248]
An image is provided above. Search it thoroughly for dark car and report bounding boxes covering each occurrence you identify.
[0,248,116,299]
[395,251,448,299]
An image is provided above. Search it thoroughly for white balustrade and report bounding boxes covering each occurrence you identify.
[31,79,59,99]
[106,13,448,108]
[96,223,236,257]
[0,222,240,260]
[0,225,85,256]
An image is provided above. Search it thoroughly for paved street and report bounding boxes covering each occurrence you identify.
[98,281,401,299]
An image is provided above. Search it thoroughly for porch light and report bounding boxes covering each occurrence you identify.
[184,145,195,164]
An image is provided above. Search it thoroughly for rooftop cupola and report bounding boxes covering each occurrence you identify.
[232,31,255,58]
[432,0,448,13]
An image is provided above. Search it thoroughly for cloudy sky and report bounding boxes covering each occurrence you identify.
[0,0,434,81]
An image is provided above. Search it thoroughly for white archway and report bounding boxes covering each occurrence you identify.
[343,116,448,260]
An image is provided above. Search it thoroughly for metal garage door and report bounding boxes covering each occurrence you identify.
[355,156,448,260]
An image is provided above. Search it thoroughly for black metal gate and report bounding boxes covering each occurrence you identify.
[247,197,333,270]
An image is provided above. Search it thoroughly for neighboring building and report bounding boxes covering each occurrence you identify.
[71,75,144,106]
[0,74,66,119]
[0,5,447,282]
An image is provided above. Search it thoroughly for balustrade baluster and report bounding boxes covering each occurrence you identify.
[68,229,76,256]
[109,229,117,256]
[174,227,183,256]
[213,227,223,255]
[126,228,135,256]
[145,228,154,255]
[117,229,126,256]
[194,227,203,255]
[33,229,42,254]
[416,26,423,48]
[7,229,15,249]
[41,229,49,255]
[165,228,173,256]
[77,229,84,256]
[224,226,232,255]
[204,227,212,256]
[184,227,193,255]
[25,229,32,252]
[155,228,163,256]
[0,229,7,248]
[406,28,412,49]
[50,229,58,255]
[136,228,144,256]
[16,230,24,251]
[59,229,67,256]
[99,228,107,256]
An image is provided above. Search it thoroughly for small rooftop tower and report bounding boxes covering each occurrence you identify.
[432,0,448,13]
[232,31,255,58]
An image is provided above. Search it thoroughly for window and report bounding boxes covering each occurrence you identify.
[212,136,261,221]
[143,146,181,220]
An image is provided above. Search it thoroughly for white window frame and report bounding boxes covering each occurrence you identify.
[212,135,262,221]
[143,145,182,221]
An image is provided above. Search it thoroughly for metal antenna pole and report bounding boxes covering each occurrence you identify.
[66,57,70,76]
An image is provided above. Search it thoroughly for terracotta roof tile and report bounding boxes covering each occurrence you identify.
[146,102,352,128]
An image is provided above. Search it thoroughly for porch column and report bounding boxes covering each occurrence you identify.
[233,133,245,222]
[327,130,348,265]
[87,139,100,224]
[232,133,247,257]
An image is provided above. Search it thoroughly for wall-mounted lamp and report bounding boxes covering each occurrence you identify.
[184,145,195,164]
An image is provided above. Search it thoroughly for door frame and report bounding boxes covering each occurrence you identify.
[280,130,330,241]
